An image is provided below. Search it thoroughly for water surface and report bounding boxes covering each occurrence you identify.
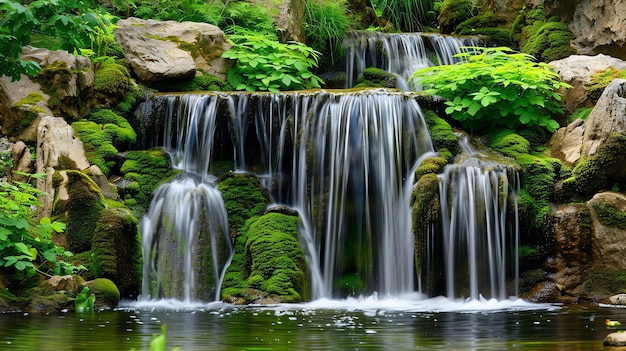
[0,297,620,350]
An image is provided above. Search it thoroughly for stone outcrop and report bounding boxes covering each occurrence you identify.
[114,17,232,83]
[605,331,626,351]
[249,0,306,42]
[588,192,626,269]
[36,116,90,217]
[581,79,626,159]
[549,54,626,115]
[569,0,626,60]
[548,78,626,166]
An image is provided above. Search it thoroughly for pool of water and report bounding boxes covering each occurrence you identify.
[0,296,622,350]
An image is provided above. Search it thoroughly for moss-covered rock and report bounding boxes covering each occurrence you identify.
[91,208,142,298]
[438,0,476,34]
[562,133,626,197]
[222,211,308,304]
[84,278,121,309]
[218,173,271,236]
[516,6,576,62]
[353,68,398,89]
[423,110,460,160]
[90,62,142,115]
[118,149,178,214]
[64,170,106,253]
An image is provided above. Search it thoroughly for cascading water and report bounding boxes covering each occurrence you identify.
[139,90,434,300]
[343,32,482,90]
[421,134,520,300]
[141,95,233,302]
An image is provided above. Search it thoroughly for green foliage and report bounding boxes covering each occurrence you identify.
[75,286,95,312]
[521,21,575,62]
[0,0,109,80]
[412,47,569,133]
[303,0,353,66]
[219,1,276,35]
[373,0,437,31]
[93,63,131,96]
[130,0,223,24]
[567,107,593,124]
[157,74,232,92]
[223,34,324,92]
[423,110,460,158]
[0,172,71,280]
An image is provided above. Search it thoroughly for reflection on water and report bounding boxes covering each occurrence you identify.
[0,297,619,350]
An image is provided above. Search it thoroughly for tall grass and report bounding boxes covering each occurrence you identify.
[372,0,436,32]
[304,0,353,66]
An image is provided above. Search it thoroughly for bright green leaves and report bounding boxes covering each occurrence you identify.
[0,0,109,80]
[222,34,325,92]
[0,171,71,280]
[412,47,571,132]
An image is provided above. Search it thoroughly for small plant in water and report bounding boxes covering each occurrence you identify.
[75,287,95,312]
[131,325,180,351]
[411,47,570,132]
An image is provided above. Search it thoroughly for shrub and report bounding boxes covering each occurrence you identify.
[411,47,570,132]
[222,34,324,92]
[303,0,353,66]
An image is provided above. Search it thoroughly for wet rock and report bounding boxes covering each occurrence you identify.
[114,17,231,83]
[569,0,626,60]
[605,331,626,350]
[48,275,78,295]
[84,278,121,309]
[609,294,626,305]
[546,118,585,166]
[11,141,32,181]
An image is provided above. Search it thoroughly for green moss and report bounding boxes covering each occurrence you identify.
[412,172,441,279]
[424,110,460,158]
[15,92,45,108]
[90,109,137,146]
[222,212,308,303]
[218,173,271,236]
[491,133,531,156]
[119,150,178,213]
[354,68,398,88]
[65,170,106,253]
[155,73,232,92]
[592,203,626,229]
[85,278,121,307]
[519,12,576,62]
[587,68,626,99]
[72,121,117,176]
[455,12,514,47]
[414,157,447,180]
[93,63,131,95]
[91,208,142,298]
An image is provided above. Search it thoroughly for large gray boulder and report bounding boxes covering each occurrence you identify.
[581,79,626,159]
[114,18,232,83]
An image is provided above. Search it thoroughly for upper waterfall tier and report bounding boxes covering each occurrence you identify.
[343,32,482,90]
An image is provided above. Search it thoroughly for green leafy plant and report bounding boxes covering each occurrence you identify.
[411,47,570,132]
[131,325,180,351]
[0,0,110,80]
[372,0,437,31]
[222,34,324,92]
[0,169,70,279]
[75,286,96,312]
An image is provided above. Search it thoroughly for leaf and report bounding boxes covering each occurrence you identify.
[467,102,481,116]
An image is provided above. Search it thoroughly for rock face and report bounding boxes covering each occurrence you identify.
[549,55,626,115]
[36,116,90,217]
[249,0,306,42]
[548,78,626,166]
[581,79,626,159]
[114,17,232,83]
[588,192,626,269]
[569,0,626,60]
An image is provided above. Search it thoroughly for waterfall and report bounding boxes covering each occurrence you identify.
[430,134,520,300]
[139,90,434,300]
[141,94,233,302]
[343,32,482,90]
